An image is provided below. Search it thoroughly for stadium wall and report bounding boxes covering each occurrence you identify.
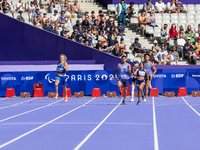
[99,0,199,7]
[0,13,132,70]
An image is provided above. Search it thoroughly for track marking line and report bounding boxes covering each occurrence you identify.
[0,98,64,123]
[0,97,96,149]
[74,99,123,150]
[0,98,8,101]
[182,97,200,117]
[0,98,37,110]
[152,97,159,150]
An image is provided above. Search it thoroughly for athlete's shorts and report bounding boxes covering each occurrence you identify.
[136,79,145,85]
[118,79,129,87]
[55,75,67,85]
[145,76,152,82]
[132,77,137,83]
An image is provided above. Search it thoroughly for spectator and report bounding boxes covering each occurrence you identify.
[106,33,117,52]
[90,10,96,19]
[178,25,186,39]
[166,0,177,14]
[0,4,3,13]
[90,16,96,25]
[58,11,69,27]
[119,37,126,51]
[138,11,148,37]
[71,29,79,41]
[127,2,138,19]
[106,15,113,25]
[109,25,117,38]
[84,39,89,46]
[195,28,200,39]
[149,50,161,64]
[116,0,126,28]
[52,25,59,35]
[116,21,125,37]
[17,15,25,22]
[175,0,187,14]
[98,14,106,26]
[50,10,59,27]
[167,50,174,65]
[83,31,94,47]
[169,23,178,39]
[186,29,196,43]
[73,20,80,30]
[155,0,165,14]
[152,40,160,55]
[97,10,106,20]
[177,33,186,59]
[143,0,154,14]
[62,0,75,19]
[41,13,49,25]
[161,24,169,47]
[2,0,15,13]
[78,24,84,36]
[73,0,82,14]
[33,0,39,7]
[40,0,50,9]
[147,11,157,27]
[184,37,195,64]
[195,37,200,55]
[42,20,53,32]
[60,25,70,39]
[92,25,98,39]
[82,19,90,30]
[99,30,108,49]
[88,24,93,31]
[96,38,104,51]
[154,45,168,60]
[76,34,83,44]
[129,37,144,59]
[99,24,107,35]
[161,54,171,65]
[31,7,42,24]
[27,1,35,13]
[94,19,100,29]
[16,0,27,13]
[185,25,193,34]
[106,19,114,31]
[34,11,42,27]
[171,46,179,64]
[111,41,119,56]
[195,24,200,35]
[82,11,89,21]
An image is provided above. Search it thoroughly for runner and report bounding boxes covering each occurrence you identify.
[55,54,68,102]
[130,61,139,102]
[143,54,157,102]
[112,56,131,105]
[133,62,149,105]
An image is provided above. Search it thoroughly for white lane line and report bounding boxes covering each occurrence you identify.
[74,99,123,150]
[182,97,200,117]
[0,98,64,123]
[0,97,96,149]
[152,97,159,150]
[0,98,8,101]
[0,98,37,110]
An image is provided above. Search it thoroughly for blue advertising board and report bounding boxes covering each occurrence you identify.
[0,69,200,96]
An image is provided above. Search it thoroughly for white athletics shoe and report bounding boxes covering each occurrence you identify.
[144,99,146,102]
[130,99,134,102]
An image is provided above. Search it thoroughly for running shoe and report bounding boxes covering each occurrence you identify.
[64,96,68,102]
[122,99,125,105]
[54,93,59,99]
[130,99,134,102]
[136,100,140,105]
[144,99,146,102]
[142,94,145,100]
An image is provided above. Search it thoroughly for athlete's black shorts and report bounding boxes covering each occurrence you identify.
[132,77,137,83]
[145,76,152,82]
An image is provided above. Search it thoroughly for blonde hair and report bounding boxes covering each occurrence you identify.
[60,54,67,61]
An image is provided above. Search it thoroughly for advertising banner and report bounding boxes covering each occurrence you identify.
[0,69,200,96]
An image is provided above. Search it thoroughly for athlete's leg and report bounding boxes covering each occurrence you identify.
[117,80,123,96]
[145,80,150,100]
[55,79,60,99]
[63,85,68,102]
[131,82,136,102]
[123,86,127,100]
[136,84,140,105]
[139,82,145,99]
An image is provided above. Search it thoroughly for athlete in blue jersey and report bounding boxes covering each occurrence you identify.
[55,54,68,102]
[143,54,157,102]
[112,56,131,105]
[134,62,149,105]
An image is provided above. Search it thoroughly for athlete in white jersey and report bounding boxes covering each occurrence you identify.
[112,56,131,105]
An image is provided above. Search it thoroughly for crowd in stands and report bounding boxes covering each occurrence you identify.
[0,0,200,64]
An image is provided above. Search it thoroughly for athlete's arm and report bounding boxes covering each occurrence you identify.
[111,64,119,80]
[133,69,138,76]
[151,64,157,79]
[128,64,131,75]
[64,62,68,72]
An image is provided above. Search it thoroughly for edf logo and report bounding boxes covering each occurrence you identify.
[171,74,184,78]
